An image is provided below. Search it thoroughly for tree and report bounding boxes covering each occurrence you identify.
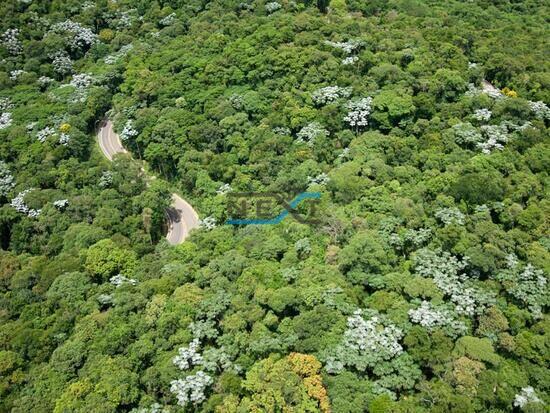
[133,181,172,241]
[53,356,139,413]
[324,309,405,375]
[84,239,138,281]
[453,336,500,366]
[330,0,348,14]
[325,371,370,413]
[1,1,549,411]
[231,353,330,412]
[0,161,14,198]
[317,0,330,13]
[371,90,415,130]
[142,207,153,243]
[447,356,485,396]
[432,69,467,101]
[451,171,506,205]
[338,231,395,284]
[45,272,92,311]
[0,350,24,403]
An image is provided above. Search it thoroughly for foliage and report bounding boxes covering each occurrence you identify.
[231,353,330,412]
[0,0,548,411]
[324,309,404,373]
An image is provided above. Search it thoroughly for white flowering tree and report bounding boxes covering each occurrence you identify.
[131,403,170,413]
[97,293,113,306]
[0,161,15,197]
[389,228,432,253]
[307,173,330,186]
[59,133,71,146]
[104,44,133,64]
[478,124,509,154]
[472,108,492,122]
[47,20,98,54]
[513,386,544,409]
[120,120,139,141]
[159,13,177,26]
[344,97,372,133]
[414,249,495,316]
[170,371,213,407]
[173,339,203,370]
[528,100,550,120]
[62,73,96,103]
[453,121,515,154]
[265,2,282,13]
[99,171,114,188]
[37,76,54,89]
[170,334,237,407]
[0,97,12,112]
[465,83,481,97]
[0,98,13,130]
[311,86,352,105]
[49,51,74,76]
[272,126,291,136]
[324,39,363,54]
[53,199,69,209]
[496,257,548,319]
[408,301,467,337]
[342,56,359,65]
[325,310,404,373]
[1,28,22,55]
[199,216,217,230]
[435,207,465,226]
[70,73,94,89]
[228,94,244,110]
[25,122,37,134]
[281,267,299,282]
[324,39,363,65]
[9,70,26,81]
[10,189,41,217]
[403,228,432,247]
[216,183,232,195]
[36,126,57,143]
[323,309,422,398]
[0,112,13,130]
[116,11,134,29]
[452,122,483,146]
[338,147,350,160]
[296,122,328,146]
[109,274,138,287]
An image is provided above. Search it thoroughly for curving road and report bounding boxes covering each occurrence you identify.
[97,119,199,244]
[481,79,502,96]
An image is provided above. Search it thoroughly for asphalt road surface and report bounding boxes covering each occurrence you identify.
[481,79,502,96]
[97,120,199,244]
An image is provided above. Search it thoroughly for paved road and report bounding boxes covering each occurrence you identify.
[98,120,128,161]
[481,79,502,96]
[166,194,199,244]
[97,119,199,244]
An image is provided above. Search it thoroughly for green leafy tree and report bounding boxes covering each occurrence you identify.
[84,239,138,281]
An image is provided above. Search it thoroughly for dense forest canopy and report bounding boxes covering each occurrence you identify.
[0,0,548,412]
